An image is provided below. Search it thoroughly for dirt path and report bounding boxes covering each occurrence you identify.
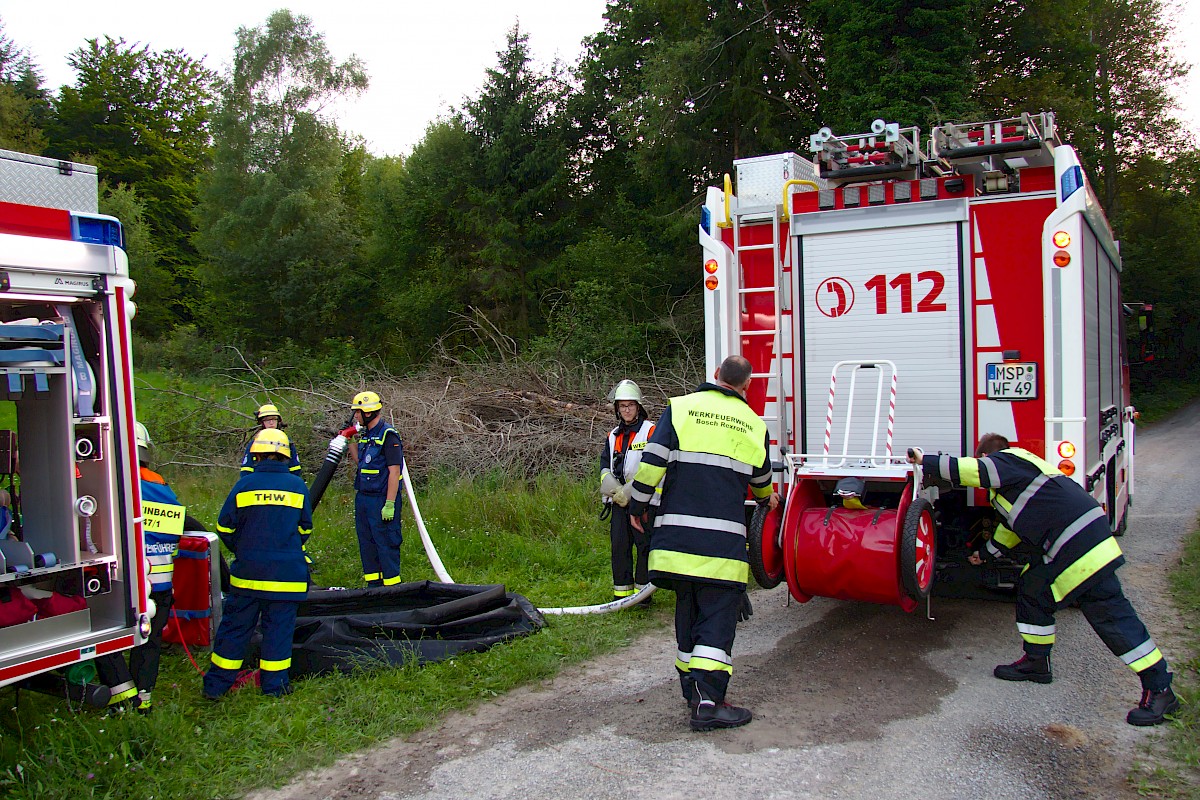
[252,406,1199,800]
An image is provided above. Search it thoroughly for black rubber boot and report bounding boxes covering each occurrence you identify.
[993,654,1053,684]
[1127,685,1180,726]
[690,686,752,731]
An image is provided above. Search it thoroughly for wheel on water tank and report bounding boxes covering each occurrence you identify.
[748,501,785,589]
[900,498,936,601]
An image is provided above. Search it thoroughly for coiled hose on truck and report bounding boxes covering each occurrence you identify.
[308,435,656,615]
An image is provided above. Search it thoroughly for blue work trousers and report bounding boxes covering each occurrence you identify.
[355,492,402,586]
[203,593,299,697]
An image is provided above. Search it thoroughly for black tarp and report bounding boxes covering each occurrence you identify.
[287,581,545,678]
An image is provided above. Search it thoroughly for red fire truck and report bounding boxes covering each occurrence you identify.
[0,149,153,701]
[700,112,1135,611]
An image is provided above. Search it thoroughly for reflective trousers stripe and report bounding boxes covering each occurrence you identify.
[211,652,243,670]
[1051,537,1123,602]
[382,574,402,586]
[1120,638,1164,673]
[259,657,292,671]
[690,656,733,675]
[692,644,732,666]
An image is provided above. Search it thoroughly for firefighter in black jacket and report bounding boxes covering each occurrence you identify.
[628,356,778,731]
[204,429,313,699]
[599,379,658,602]
[909,433,1178,726]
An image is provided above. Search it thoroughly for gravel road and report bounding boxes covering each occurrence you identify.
[252,404,1199,800]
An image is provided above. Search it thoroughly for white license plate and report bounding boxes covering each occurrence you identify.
[986,363,1038,401]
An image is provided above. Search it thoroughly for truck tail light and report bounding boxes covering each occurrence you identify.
[705,276,719,290]
[1058,459,1076,475]
[1053,250,1071,267]
[1057,441,1076,458]
[704,259,718,274]
[1052,231,1071,248]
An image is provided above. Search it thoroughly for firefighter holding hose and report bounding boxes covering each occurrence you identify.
[339,391,404,587]
[908,434,1179,726]
[599,380,658,603]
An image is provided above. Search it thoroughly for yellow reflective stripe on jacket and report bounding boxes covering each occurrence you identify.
[994,525,1021,549]
[670,393,766,467]
[236,490,306,509]
[958,458,981,486]
[649,549,749,584]
[259,657,292,671]
[211,652,243,670]
[361,469,380,475]
[148,564,174,574]
[1051,537,1123,602]
[217,523,234,534]
[229,575,308,594]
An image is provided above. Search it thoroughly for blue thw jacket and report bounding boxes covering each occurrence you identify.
[216,460,314,602]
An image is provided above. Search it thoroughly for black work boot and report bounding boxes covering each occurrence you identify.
[1127,684,1180,726]
[993,654,1053,684]
[690,686,752,731]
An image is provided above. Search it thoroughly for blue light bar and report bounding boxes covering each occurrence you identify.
[700,206,712,235]
[1060,165,1083,203]
[70,213,125,249]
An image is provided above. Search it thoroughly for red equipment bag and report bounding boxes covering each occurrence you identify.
[0,586,36,628]
[163,535,215,647]
[30,591,86,618]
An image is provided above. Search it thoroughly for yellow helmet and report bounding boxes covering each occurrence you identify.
[255,403,282,422]
[351,391,382,413]
[249,428,291,456]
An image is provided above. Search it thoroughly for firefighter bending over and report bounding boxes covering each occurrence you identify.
[908,433,1178,726]
[204,429,313,699]
[628,355,779,731]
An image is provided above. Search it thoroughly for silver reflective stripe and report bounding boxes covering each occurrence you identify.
[1120,638,1158,666]
[939,454,951,479]
[1045,506,1106,561]
[629,485,654,503]
[1017,623,1056,635]
[675,450,752,474]
[986,540,1001,557]
[692,644,732,665]
[643,442,670,461]
[677,650,693,663]
[1008,474,1049,524]
[982,457,1000,487]
[657,513,747,537]
[613,584,634,592]
[750,472,772,488]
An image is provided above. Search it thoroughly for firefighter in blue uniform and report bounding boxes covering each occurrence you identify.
[628,356,779,731]
[131,421,185,712]
[909,433,1179,726]
[240,403,301,474]
[204,428,313,699]
[344,390,404,587]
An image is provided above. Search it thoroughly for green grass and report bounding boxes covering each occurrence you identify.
[0,470,665,799]
[1133,376,1200,424]
[1132,515,1200,796]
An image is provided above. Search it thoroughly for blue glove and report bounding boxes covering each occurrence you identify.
[382,500,395,522]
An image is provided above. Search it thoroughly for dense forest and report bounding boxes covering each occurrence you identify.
[0,1,1195,378]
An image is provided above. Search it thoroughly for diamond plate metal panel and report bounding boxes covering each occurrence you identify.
[0,149,98,213]
[734,153,826,207]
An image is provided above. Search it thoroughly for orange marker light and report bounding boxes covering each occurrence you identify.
[704,259,719,275]
[1058,459,1075,476]
[1057,441,1076,458]
[1053,250,1071,267]
[1052,231,1071,248]
[704,276,719,290]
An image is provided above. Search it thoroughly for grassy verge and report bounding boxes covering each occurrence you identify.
[1133,516,1200,796]
[1132,377,1200,424]
[0,470,665,799]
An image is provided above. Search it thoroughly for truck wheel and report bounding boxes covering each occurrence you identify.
[900,498,936,601]
[748,502,785,589]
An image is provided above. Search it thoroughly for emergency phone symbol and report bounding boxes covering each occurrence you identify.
[816,277,855,318]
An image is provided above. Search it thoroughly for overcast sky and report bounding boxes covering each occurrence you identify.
[3,0,1197,157]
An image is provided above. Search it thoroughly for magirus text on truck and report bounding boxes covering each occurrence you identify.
[700,112,1138,611]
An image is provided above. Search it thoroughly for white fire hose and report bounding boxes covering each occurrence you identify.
[400,461,656,615]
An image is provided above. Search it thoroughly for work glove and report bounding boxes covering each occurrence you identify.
[906,447,924,464]
[611,483,631,508]
[339,426,358,439]
[599,472,622,499]
[737,591,754,622]
[381,500,395,522]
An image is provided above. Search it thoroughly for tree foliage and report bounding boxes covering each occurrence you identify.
[196,10,368,350]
